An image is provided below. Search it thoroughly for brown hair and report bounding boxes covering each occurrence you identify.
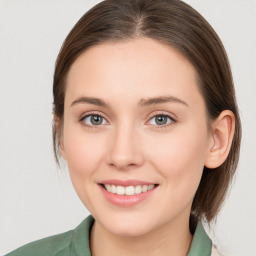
[52,0,241,223]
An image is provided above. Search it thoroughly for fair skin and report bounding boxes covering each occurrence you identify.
[57,38,235,256]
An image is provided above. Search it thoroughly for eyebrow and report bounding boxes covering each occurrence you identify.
[70,95,189,108]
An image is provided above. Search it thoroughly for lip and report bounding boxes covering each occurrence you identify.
[99,179,155,186]
[98,180,158,207]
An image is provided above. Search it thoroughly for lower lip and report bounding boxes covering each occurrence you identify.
[99,185,157,207]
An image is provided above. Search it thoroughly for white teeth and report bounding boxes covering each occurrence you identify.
[103,184,156,195]
[135,185,142,194]
[148,184,154,191]
[111,185,117,193]
[142,185,148,192]
[116,186,125,195]
[105,184,111,191]
[125,186,135,195]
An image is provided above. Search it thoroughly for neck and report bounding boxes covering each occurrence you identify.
[90,214,193,256]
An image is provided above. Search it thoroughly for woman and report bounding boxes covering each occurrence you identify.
[7,0,241,255]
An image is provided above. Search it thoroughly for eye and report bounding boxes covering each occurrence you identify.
[80,114,108,126]
[148,114,175,126]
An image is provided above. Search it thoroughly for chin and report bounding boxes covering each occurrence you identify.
[108,222,152,237]
[96,211,155,237]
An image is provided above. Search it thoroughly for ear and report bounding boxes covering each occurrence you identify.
[205,110,235,169]
[54,115,66,160]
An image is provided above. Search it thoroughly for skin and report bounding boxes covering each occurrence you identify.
[58,38,234,256]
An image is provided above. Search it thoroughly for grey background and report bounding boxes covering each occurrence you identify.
[0,0,255,255]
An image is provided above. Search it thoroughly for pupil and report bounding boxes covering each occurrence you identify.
[91,115,102,125]
[156,116,167,125]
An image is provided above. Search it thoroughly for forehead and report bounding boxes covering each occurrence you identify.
[65,38,203,108]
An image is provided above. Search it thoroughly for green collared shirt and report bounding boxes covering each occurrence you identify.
[6,215,215,256]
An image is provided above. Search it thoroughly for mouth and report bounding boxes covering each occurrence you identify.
[100,183,158,196]
[98,179,159,207]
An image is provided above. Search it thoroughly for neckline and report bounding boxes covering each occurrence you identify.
[71,215,212,256]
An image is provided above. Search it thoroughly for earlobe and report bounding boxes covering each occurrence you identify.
[59,139,66,160]
[54,115,66,160]
[205,110,235,169]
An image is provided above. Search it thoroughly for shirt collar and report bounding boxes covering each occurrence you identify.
[72,215,212,256]
[187,221,212,256]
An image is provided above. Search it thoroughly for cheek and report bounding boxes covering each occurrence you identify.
[63,125,106,178]
[147,126,208,188]
[146,129,209,214]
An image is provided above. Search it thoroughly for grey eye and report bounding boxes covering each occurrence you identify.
[83,115,107,126]
[148,115,173,126]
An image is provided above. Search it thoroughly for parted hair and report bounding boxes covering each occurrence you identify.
[53,0,241,223]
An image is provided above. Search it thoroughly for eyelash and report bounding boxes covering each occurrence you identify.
[79,112,176,129]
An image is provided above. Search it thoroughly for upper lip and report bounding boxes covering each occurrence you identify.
[99,179,157,186]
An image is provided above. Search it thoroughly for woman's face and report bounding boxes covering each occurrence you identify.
[61,38,213,236]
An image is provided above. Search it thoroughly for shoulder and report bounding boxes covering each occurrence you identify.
[5,215,94,256]
[5,230,74,256]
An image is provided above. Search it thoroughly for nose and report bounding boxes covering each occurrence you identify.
[106,123,144,171]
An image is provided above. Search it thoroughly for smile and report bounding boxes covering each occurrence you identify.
[99,180,159,207]
[102,184,156,195]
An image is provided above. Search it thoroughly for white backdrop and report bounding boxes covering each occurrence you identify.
[0,0,255,255]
